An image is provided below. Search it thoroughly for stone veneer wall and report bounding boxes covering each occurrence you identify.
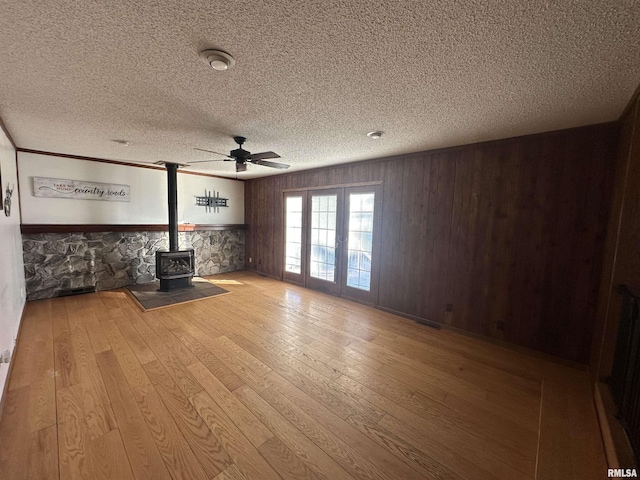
[22,229,245,300]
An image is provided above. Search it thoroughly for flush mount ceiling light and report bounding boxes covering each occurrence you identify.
[199,49,236,71]
[367,131,384,139]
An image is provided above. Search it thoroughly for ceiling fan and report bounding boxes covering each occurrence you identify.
[192,136,290,172]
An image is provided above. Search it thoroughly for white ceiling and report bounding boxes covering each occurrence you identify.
[1,1,639,179]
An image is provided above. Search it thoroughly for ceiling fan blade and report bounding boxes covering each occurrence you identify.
[236,163,247,173]
[249,151,280,160]
[193,147,232,158]
[252,159,290,169]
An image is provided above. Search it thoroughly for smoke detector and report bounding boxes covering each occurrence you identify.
[200,49,236,71]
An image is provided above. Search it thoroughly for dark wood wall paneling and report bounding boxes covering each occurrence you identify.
[591,94,640,382]
[246,125,618,363]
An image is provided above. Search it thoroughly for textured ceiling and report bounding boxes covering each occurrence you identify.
[0,0,639,179]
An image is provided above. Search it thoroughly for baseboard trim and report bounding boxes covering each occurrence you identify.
[375,305,442,329]
[0,300,27,421]
[594,381,638,468]
[595,382,619,467]
[243,267,282,282]
[439,322,587,370]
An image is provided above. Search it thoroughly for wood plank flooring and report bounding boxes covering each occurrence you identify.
[0,271,606,479]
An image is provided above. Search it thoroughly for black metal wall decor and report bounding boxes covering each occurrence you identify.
[4,183,14,217]
[196,189,229,213]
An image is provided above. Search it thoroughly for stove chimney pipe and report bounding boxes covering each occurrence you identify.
[165,163,179,251]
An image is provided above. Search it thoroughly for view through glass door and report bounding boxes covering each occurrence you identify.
[341,189,376,300]
[283,184,381,304]
[305,188,341,294]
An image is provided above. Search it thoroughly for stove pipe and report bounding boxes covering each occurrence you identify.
[166,163,179,251]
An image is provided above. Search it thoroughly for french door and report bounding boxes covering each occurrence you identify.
[283,184,381,304]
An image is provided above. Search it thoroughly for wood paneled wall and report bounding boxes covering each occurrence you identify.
[245,124,618,363]
[591,94,640,382]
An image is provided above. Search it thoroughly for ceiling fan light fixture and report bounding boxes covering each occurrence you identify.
[199,49,235,71]
[367,131,384,140]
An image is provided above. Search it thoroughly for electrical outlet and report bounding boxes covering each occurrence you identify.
[249,257,252,263]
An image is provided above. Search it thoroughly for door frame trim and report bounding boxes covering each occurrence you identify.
[282,181,382,193]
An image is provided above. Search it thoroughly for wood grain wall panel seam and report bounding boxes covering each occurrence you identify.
[426,154,456,326]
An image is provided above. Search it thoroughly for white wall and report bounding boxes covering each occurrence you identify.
[0,129,25,398]
[18,152,244,225]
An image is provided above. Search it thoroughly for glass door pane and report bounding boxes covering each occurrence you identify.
[339,184,380,304]
[346,192,375,291]
[284,196,303,274]
[309,194,337,282]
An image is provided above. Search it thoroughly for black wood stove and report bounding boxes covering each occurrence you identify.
[155,162,195,292]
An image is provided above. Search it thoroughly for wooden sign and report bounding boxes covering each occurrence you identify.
[33,177,130,202]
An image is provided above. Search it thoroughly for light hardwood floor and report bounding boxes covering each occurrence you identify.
[0,271,606,479]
